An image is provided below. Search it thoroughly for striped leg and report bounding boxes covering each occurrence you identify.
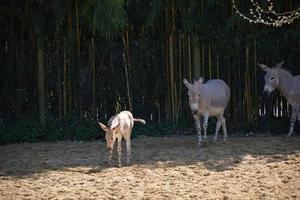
[126,138,131,165]
[288,106,298,137]
[108,137,116,166]
[221,117,228,141]
[203,111,209,142]
[213,117,222,143]
[117,137,122,167]
[193,115,202,145]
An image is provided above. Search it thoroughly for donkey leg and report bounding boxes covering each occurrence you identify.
[203,111,209,142]
[193,115,202,145]
[213,116,222,143]
[126,138,131,165]
[117,137,122,167]
[288,106,298,137]
[108,136,117,166]
[221,117,228,141]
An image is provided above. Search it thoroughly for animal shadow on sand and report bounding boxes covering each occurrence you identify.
[0,135,299,178]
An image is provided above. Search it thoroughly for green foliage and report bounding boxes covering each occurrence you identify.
[60,117,100,141]
[0,117,41,144]
[133,122,159,137]
[156,120,177,135]
[0,115,295,144]
[130,120,178,137]
[82,0,126,35]
[0,116,101,144]
[126,0,165,27]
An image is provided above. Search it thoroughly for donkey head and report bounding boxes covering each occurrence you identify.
[258,61,284,95]
[183,77,204,115]
[98,116,120,150]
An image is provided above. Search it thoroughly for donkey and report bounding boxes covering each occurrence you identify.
[98,111,145,167]
[183,77,230,145]
[258,61,300,136]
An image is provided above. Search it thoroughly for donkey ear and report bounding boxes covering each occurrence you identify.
[98,122,108,132]
[183,79,191,88]
[275,60,284,68]
[197,77,204,84]
[258,63,270,72]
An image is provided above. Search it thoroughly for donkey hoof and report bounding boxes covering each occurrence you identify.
[213,137,218,143]
[287,133,292,137]
[198,140,204,147]
[198,140,202,146]
[223,137,228,142]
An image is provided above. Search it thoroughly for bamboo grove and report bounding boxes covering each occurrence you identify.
[1,0,300,136]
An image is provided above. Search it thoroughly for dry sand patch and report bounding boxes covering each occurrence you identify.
[0,136,300,199]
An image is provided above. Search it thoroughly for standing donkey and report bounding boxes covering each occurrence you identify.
[183,77,230,145]
[98,111,145,167]
[258,61,300,136]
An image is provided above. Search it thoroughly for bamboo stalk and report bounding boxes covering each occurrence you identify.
[75,0,80,57]
[202,43,205,79]
[208,43,212,79]
[188,34,192,80]
[169,33,175,120]
[192,35,201,78]
[122,28,133,112]
[63,40,67,119]
[92,37,96,116]
[37,36,46,128]
[216,51,219,79]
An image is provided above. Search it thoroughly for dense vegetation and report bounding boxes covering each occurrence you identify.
[0,0,299,143]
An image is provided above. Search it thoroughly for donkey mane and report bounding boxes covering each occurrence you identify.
[278,68,293,77]
[108,115,118,129]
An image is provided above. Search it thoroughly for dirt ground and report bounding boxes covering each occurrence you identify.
[0,136,300,200]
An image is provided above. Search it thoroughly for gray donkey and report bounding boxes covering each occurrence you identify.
[258,61,300,136]
[98,111,145,167]
[183,77,230,145]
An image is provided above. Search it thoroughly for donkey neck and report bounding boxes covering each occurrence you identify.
[277,69,293,98]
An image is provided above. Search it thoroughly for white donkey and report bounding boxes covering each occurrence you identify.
[258,61,300,136]
[183,77,230,145]
[98,111,145,167]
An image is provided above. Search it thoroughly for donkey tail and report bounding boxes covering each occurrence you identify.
[134,118,146,124]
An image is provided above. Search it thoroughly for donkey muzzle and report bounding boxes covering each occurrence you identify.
[106,145,112,151]
[263,90,271,96]
[263,85,273,96]
[192,110,198,115]
[191,103,198,113]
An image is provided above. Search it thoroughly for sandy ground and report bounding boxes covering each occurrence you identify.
[0,136,300,200]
